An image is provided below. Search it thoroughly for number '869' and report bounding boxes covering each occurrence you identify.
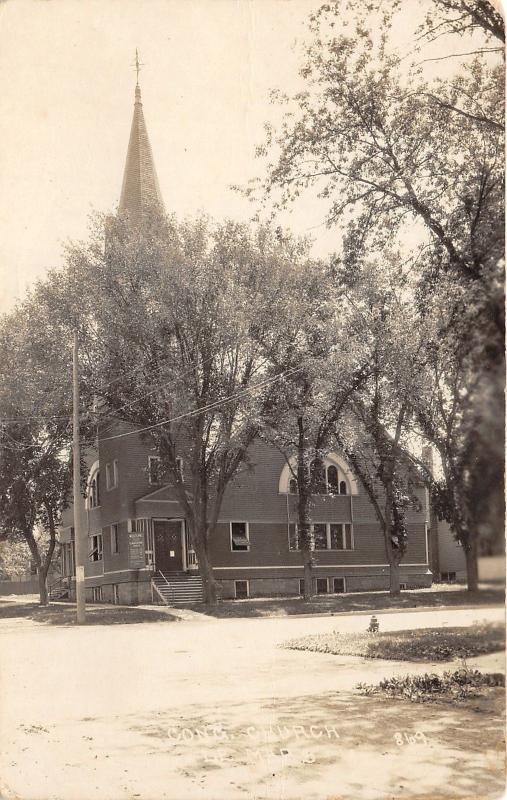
[394,731,428,746]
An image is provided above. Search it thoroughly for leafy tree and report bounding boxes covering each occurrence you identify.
[250,0,504,579]
[0,538,33,580]
[417,0,504,45]
[49,211,320,605]
[257,269,371,599]
[330,258,428,595]
[0,305,73,604]
[409,275,504,590]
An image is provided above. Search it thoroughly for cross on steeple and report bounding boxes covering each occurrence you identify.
[119,49,164,221]
[132,48,144,85]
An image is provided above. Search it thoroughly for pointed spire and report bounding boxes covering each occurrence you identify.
[119,52,164,222]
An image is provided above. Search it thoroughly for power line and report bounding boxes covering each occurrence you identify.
[96,350,225,436]
[99,366,302,443]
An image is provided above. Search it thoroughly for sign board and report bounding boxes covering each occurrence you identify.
[128,531,146,568]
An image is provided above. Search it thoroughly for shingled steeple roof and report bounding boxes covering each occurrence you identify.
[119,63,164,222]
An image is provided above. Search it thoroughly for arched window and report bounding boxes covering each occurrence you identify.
[89,473,100,508]
[327,465,339,494]
[310,459,326,494]
[279,453,358,495]
[86,462,101,509]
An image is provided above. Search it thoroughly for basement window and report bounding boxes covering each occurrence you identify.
[332,577,345,594]
[230,522,250,552]
[91,586,103,602]
[316,578,328,594]
[234,580,249,599]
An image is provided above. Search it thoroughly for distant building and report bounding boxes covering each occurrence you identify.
[57,77,432,605]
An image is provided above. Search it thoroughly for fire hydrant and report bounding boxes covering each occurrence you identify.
[367,615,379,633]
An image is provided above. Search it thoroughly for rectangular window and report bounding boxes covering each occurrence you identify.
[344,524,352,549]
[316,578,328,594]
[89,534,103,562]
[329,523,354,550]
[330,524,342,550]
[289,523,354,551]
[288,523,300,551]
[92,586,103,602]
[234,580,249,599]
[333,577,345,594]
[113,584,120,605]
[313,523,328,550]
[148,456,162,485]
[106,462,118,490]
[175,457,183,481]
[230,521,250,552]
[62,542,76,576]
[299,578,305,595]
[69,541,75,575]
[111,523,119,555]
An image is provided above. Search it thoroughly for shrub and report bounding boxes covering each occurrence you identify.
[356,667,505,703]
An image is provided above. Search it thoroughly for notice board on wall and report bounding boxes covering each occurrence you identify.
[128,531,145,568]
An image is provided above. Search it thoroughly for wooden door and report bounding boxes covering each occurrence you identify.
[153,520,184,573]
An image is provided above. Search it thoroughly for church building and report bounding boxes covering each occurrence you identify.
[57,74,433,605]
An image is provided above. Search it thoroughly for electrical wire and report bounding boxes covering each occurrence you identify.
[99,365,302,443]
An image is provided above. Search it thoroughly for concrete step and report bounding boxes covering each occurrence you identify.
[152,572,204,605]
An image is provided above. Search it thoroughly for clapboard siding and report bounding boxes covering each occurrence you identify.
[59,420,429,587]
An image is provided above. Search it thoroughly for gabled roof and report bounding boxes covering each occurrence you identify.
[118,82,164,222]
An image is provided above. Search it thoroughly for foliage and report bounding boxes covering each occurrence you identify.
[330,259,428,593]
[0,304,74,603]
[249,0,504,585]
[357,666,505,703]
[0,538,33,579]
[255,257,371,598]
[283,623,505,661]
[40,210,325,604]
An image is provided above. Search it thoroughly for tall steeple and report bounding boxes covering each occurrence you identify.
[119,51,164,222]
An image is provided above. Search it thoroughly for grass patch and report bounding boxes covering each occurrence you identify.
[283,623,505,662]
[0,600,177,625]
[357,666,505,703]
[198,585,505,618]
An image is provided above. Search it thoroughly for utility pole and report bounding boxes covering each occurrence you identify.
[73,331,86,624]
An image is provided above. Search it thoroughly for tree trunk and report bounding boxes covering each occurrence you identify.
[23,529,47,606]
[389,558,401,596]
[302,548,313,601]
[464,536,479,592]
[188,520,217,606]
[297,415,314,601]
[38,568,49,606]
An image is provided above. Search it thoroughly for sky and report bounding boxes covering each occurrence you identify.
[0,0,503,313]
[0,0,327,312]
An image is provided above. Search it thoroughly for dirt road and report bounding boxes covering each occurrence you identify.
[0,604,504,800]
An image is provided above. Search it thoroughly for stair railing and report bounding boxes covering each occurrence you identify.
[48,576,70,601]
[151,570,174,605]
